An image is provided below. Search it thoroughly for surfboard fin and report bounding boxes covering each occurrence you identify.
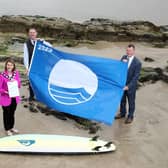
[92,146,102,151]
[104,141,113,148]
[91,136,99,141]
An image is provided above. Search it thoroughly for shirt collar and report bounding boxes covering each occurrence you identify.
[30,39,36,45]
[128,55,134,61]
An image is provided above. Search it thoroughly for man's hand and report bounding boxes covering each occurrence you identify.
[37,38,44,41]
[123,86,129,91]
[25,69,28,75]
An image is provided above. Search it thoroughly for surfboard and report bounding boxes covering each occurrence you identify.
[0,134,116,154]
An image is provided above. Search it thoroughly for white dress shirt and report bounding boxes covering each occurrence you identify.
[127,55,134,68]
[23,40,52,70]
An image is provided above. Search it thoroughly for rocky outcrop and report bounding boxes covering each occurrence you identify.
[144,57,155,62]
[139,67,168,84]
[83,19,165,42]
[0,43,8,51]
[0,15,168,43]
[0,55,23,64]
[21,98,100,134]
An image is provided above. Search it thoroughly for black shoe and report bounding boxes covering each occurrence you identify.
[125,117,133,124]
[115,113,125,119]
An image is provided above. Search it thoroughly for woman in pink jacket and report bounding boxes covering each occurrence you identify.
[0,59,21,136]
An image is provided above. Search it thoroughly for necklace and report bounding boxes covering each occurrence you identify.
[1,71,16,80]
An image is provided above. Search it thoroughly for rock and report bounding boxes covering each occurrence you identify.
[144,57,155,62]
[0,43,8,51]
[36,102,67,119]
[84,19,165,42]
[0,56,23,64]
[0,15,167,42]
[139,67,160,83]
[23,104,28,108]
[137,82,144,89]
[152,42,167,48]
[139,67,168,84]
[36,103,48,113]
[50,111,67,120]
[61,40,79,47]
[160,25,168,33]
[29,104,38,113]
[89,125,100,134]
[165,66,168,72]
[154,67,163,74]
[35,101,100,130]
[162,72,168,83]
[11,36,26,43]
[21,79,29,86]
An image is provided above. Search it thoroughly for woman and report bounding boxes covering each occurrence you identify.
[0,59,21,136]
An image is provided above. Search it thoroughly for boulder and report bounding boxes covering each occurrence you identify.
[139,67,168,84]
[144,57,155,62]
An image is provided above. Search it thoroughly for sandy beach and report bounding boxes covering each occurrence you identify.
[0,42,168,168]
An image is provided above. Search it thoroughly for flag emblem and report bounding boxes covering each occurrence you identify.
[48,59,98,105]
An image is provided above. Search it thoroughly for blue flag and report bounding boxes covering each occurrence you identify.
[29,41,127,125]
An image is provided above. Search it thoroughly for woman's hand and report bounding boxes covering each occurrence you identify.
[4,91,8,94]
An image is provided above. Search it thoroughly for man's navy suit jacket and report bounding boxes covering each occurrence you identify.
[121,55,142,93]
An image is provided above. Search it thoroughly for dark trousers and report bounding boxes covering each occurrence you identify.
[120,90,136,119]
[29,82,34,100]
[2,98,17,131]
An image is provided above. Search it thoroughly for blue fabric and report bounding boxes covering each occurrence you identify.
[29,41,128,125]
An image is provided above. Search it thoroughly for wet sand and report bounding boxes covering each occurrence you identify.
[0,42,168,168]
[57,41,168,68]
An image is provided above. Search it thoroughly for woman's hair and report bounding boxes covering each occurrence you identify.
[5,58,16,72]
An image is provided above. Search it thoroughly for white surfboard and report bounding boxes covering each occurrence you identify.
[0,134,116,154]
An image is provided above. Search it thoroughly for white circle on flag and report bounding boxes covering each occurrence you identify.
[48,59,98,105]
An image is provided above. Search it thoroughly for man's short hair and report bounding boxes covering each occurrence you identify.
[128,44,135,50]
[28,27,37,32]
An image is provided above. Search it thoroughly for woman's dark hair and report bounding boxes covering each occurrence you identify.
[5,58,16,72]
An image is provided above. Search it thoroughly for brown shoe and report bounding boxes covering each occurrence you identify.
[115,113,125,119]
[125,118,133,124]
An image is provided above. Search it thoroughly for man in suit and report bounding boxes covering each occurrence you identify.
[115,44,142,124]
[23,28,51,101]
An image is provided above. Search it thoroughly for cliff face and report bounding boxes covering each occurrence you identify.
[0,15,168,42]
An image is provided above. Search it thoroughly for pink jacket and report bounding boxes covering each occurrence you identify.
[0,70,21,106]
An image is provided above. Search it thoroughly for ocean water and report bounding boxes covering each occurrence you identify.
[0,0,167,25]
